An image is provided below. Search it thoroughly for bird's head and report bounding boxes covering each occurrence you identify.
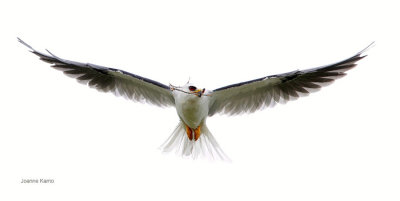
[186,83,205,97]
[170,83,206,97]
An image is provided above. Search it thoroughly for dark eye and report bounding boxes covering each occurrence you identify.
[189,86,197,91]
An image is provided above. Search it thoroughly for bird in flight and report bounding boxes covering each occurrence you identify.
[19,38,372,161]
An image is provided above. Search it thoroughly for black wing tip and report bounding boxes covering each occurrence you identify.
[45,49,61,60]
[18,38,63,64]
[17,37,34,51]
[357,41,375,56]
[344,42,375,65]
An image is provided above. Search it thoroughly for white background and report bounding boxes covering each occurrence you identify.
[1,0,399,200]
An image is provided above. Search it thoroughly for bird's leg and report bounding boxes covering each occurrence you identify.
[185,125,193,140]
[194,126,201,141]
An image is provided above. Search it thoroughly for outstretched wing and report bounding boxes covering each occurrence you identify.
[19,38,175,107]
[208,43,373,116]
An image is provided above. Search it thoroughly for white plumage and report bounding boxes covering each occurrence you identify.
[19,38,372,160]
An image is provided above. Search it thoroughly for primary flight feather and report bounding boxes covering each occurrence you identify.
[19,38,372,160]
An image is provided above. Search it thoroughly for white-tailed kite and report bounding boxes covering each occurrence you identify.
[19,38,372,161]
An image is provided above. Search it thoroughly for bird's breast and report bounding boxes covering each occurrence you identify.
[174,93,209,128]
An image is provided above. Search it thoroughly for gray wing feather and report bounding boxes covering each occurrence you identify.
[208,43,373,116]
[19,38,175,107]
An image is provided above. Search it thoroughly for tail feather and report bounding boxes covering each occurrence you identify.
[159,121,230,161]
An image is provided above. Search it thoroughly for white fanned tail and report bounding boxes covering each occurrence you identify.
[160,121,230,161]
